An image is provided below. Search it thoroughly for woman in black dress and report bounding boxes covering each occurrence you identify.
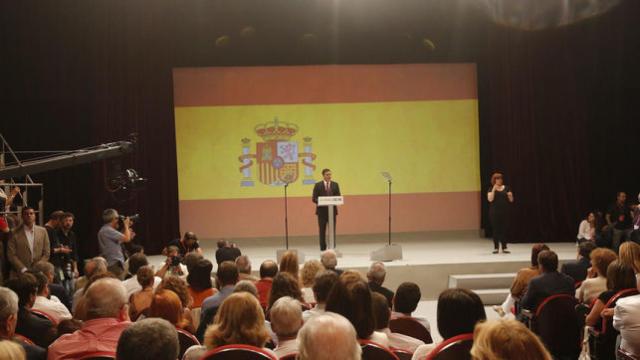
[487,173,513,254]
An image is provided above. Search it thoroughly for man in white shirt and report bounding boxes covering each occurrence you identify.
[31,271,71,322]
[614,293,640,356]
[121,253,161,297]
[271,296,302,358]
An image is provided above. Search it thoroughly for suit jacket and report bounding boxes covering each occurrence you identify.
[520,271,575,311]
[7,224,50,275]
[312,181,341,219]
[560,257,590,283]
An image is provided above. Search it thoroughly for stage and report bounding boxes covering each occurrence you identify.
[149,230,577,300]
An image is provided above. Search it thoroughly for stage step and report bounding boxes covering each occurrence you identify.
[471,288,511,305]
[448,273,516,289]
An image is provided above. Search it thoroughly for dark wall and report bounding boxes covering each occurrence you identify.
[1,0,638,259]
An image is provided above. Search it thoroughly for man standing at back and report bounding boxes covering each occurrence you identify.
[97,209,132,280]
[7,207,49,278]
[312,168,341,251]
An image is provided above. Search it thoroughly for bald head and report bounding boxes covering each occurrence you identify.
[320,250,337,270]
[298,312,361,360]
[367,261,386,285]
[84,278,128,320]
[260,260,278,279]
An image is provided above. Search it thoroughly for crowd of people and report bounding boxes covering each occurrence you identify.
[0,204,639,360]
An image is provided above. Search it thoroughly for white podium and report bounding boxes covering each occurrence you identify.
[318,196,344,251]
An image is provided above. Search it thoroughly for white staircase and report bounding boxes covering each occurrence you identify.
[448,273,515,305]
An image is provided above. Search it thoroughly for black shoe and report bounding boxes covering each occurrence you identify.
[502,249,510,254]
[492,249,499,254]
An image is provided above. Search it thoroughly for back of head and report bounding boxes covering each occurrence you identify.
[393,282,421,314]
[136,266,155,288]
[268,272,302,310]
[259,260,278,279]
[205,292,268,348]
[537,250,559,273]
[619,241,640,273]
[298,312,362,360]
[367,261,386,285]
[216,261,239,287]
[371,292,391,330]
[128,253,149,276]
[158,276,191,309]
[320,250,337,270]
[578,241,596,260]
[471,319,552,360]
[234,280,258,298]
[325,273,375,339]
[0,287,19,322]
[49,210,65,223]
[183,252,204,274]
[87,257,108,277]
[301,260,324,288]
[31,261,55,279]
[279,251,299,278]
[312,270,339,304]
[590,248,618,276]
[102,208,118,224]
[186,259,213,291]
[6,274,38,309]
[84,278,127,320]
[235,255,252,274]
[530,244,550,267]
[606,260,637,291]
[0,340,25,360]
[149,289,183,326]
[437,288,487,339]
[116,318,179,360]
[269,296,303,337]
[29,271,49,296]
[216,239,228,249]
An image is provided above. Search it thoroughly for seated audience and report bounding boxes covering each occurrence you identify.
[325,271,389,347]
[0,287,46,360]
[297,312,362,360]
[128,266,155,320]
[520,250,575,311]
[613,279,640,357]
[300,260,323,304]
[471,319,552,360]
[121,253,161,297]
[413,288,486,359]
[320,249,342,275]
[303,270,338,321]
[48,278,131,360]
[201,261,238,313]
[267,272,305,314]
[0,339,26,360]
[367,261,394,307]
[165,231,202,257]
[279,250,300,280]
[270,296,303,358]
[618,241,640,275]
[371,292,424,353]
[184,292,275,360]
[186,259,216,309]
[391,282,430,331]
[72,271,115,318]
[116,318,180,360]
[586,260,636,329]
[236,255,258,282]
[576,247,617,304]
[577,211,596,242]
[30,271,71,322]
[234,280,258,297]
[561,241,595,283]
[30,261,70,311]
[256,260,278,309]
[149,289,195,334]
[214,239,240,265]
[5,274,56,348]
[494,244,549,317]
[73,257,107,295]
[156,276,194,330]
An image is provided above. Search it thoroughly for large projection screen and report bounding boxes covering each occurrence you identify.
[173,64,480,239]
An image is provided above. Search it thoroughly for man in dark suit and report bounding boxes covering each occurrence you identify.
[520,250,575,312]
[561,241,595,284]
[312,168,341,251]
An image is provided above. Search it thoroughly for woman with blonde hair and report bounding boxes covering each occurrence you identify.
[300,259,324,303]
[279,250,299,279]
[619,242,640,274]
[576,247,617,304]
[471,319,552,360]
[0,340,25,360]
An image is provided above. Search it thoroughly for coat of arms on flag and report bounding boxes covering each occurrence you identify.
[238,118,316,187]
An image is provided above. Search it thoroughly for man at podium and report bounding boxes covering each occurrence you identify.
[312,168,341,251]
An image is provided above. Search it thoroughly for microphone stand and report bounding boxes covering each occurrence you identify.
[284,182,289,249]
[387,178,392,246]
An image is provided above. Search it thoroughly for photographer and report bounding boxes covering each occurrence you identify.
[155,245,186,279]
[98,208,134,279]
[165,231,202,257]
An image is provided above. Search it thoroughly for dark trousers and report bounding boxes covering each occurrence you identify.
[318,216,337,251]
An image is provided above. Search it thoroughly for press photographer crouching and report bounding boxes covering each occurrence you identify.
[98,209,134,279]
[155,245,187,279]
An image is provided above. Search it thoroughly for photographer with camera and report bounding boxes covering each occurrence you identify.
[98,208,134,279]
[155,245,186,279]
[165,231,202,257]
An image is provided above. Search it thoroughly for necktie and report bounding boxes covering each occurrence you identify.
[325,182,330,195]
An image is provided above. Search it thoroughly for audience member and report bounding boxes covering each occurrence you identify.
[577,211,596,242]
[5,274,56,348]
[267,272,304,313]
[214,239,240,265]
[412,288,486,359]
[201,261,238,313]
[31,261,71,312]
[165,231,202,257]
[586,260,636,329]
[256,260,278,309]
[561,241,595,283]
[97,209,133,279]
[303,270,338,321]
[7,208,50,278]
[494,243,549,317]
[606,192,633,252]
[279,250,300,279]
[0,340,25,360]
[48,278,131,359]
[0,287,46,360]
[52,212,78,295]
[121,253,161,297]
[30,271,71,322]
[128,266,155,320]
[520,250,575,311]
[156,276,194,330]
[576,247,617,304]
[300,260,323,304]
[186,259,216,309]
[72,270,115,317]
[183,252,204,274]
[297,312,362,360]
[234,280,258,298]
[619,241,640,275]
[391,282,430,331]
[149,289,195,333]
[325,271,389,346]
[236,255,258,282]
[471,319,552,360]
[74,257,107,292]
[371,292,424,353]
[367,261,394,307]
[613,277,640,357]
[270,296,303,358]
[320,249,342,275]
[116,318,179,360]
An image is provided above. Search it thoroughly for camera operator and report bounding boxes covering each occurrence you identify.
[155,245,186,279]
[98,208,134,279]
